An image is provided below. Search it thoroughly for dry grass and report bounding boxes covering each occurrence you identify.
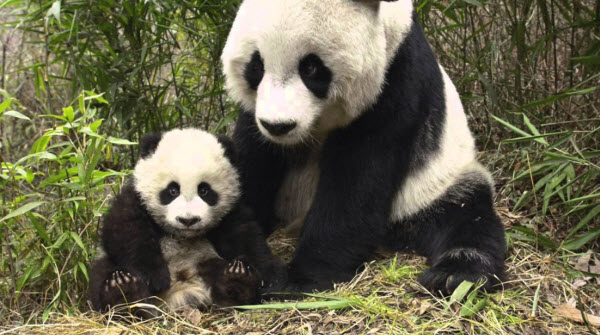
[1,209,598,335]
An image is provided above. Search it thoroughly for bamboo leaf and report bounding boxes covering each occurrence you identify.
[2,110,31,121]
[1,201,49,222]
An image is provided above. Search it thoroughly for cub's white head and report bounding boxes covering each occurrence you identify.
[133,129,240,238]
[222,0,413,145]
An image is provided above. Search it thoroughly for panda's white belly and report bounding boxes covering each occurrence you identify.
[274,150,321,229]
[158,237,219,310]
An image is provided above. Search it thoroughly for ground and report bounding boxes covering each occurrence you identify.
[1,209,598,335]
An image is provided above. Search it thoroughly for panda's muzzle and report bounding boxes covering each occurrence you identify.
[259,119,297,136]
[176,216,200,227]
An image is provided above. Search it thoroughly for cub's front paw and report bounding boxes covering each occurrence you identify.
[100,271,150,308]
[419,248,504,295]
[213,260,260,306]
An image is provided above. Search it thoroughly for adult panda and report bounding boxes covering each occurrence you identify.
[221,0,506,295]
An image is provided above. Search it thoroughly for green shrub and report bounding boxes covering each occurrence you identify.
[0,92,133,318]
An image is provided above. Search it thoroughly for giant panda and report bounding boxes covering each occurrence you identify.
[221,0,506,295]
[88,128,283,313]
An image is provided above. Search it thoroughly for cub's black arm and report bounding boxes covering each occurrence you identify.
[100,180,170,293]
[208,204,287,287]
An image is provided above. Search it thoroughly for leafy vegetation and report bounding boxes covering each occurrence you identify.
[0,0,598,333]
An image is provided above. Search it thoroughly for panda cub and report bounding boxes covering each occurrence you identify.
[89,128,280,312]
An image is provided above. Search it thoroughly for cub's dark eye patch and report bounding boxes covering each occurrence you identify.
[244,51,265,91]
[298,54,332,99]
[159,182,180,205]
[198,182,219,206]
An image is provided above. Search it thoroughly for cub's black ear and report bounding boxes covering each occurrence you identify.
[216,134,237,166]
[139,132,163,159]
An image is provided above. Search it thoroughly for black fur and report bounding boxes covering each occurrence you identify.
[232,14,505,295]
[216,134,237,165]
[89,134,284,312]
[139,132,163,159]
[244,51,265,91]
[159,182,180,205]
[198,182,218,206]
[197,257,260,307]
[298,54,333,99]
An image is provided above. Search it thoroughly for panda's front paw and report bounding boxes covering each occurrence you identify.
[100,271,150,308]
[419,248,504,295]
[213,259,260,306]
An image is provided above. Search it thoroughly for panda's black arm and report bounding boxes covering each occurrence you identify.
[284,121,412,290]
[100,182,170,294]
[208,204,287,286]
[233,110,287,235]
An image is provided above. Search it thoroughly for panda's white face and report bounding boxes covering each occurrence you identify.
[134,129,240,238]
[222,0,413,145]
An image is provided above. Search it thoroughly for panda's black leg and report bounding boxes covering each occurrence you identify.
[88,257,152,312]
[197,257,260,307]
[411,182,506,295]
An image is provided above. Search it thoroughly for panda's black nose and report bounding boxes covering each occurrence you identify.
[259,119,297,136]
[176,216,200,227]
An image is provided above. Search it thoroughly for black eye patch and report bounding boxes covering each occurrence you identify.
[244,51,265,91]
[159,181,180,205]
[198,182,219,206]
[298,54,332,99]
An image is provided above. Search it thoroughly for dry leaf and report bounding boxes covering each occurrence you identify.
[180,306,203,325]
[419,301,432,316]
[572,279,587,289]
[575,251,592,272]
[555,304,600,327]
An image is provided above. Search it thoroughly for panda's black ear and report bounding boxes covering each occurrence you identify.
[139,132,163,159]
[216,134,237,166]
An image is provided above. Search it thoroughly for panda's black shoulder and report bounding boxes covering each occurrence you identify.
[101,178,162,239]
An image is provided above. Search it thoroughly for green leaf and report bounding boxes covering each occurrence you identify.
[563,226,600,251]
[70,232,87,255]
[512,226,557,250]
[235,297,352,310]
[2,110,31,121]
[491,115,533,138]
[522,114,548,145]
[62,106,74,123]
[0,98,12,113]
[29,213,51,244]
[566,204,600,239]
[52,232,69,249]
[107,137,137,145]
[78,262,89,282]
[462,0,484,6]
[450,281,474,304]
[89,119,103,132]
[46,1,61,22]
[460,290,488,317]
[1,201,48,222]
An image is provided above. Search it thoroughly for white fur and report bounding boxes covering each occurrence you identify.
[165,196,210,229]
[222,0,414,145]
[389,67,487,220]
[158,237,219,310]
[274,149,321,227]
[134,128,240,237]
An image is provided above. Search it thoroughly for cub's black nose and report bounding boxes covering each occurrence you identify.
[259,119,297,136]
[176,216,200,227]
